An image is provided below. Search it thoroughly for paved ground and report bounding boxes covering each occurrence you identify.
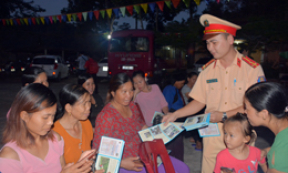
[0,75,275,173]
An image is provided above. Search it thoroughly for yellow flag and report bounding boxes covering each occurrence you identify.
[141,3,148,13]
[67,14,72,22]
[194,0,201,5]
[40,17,45,24]
[106,9,112,18]
[24,18,29,25]
[9,19,13,26]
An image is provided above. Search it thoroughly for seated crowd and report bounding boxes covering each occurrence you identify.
[0,68,287,173]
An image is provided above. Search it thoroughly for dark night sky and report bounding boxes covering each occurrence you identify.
[33,0,206,29]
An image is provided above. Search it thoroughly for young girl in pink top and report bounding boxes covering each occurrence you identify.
[132,70,168,126]
[0,83,97,173]
[214,113,267,173]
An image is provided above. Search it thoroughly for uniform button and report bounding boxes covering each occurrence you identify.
[239,87,242,90]
[225,87,227,90]
[226,71,228,74]
[225,102,227,105]
[211,87,214,90]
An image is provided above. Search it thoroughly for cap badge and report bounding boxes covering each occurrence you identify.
[204,20,209,27]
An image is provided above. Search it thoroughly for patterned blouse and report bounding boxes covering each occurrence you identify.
[92,102,146,158]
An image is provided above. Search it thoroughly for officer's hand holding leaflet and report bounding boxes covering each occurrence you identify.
[209,111,223,123]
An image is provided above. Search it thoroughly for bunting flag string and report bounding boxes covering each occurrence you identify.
[0,0,223,27]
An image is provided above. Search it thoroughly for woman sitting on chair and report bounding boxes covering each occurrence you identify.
[92,73,189,173]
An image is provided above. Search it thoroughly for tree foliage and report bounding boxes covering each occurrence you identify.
[0,0,45,19]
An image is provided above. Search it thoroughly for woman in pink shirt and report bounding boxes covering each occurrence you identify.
[0,83,96,173]
[132,70,168,126]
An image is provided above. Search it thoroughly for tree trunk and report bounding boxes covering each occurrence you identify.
[140,10,144,29]
[155,8,158,31]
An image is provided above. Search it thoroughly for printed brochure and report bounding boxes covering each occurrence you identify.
[138,122,184,144]
[95,136,125,173]
[182,113,210,131]
[198,123,221,137]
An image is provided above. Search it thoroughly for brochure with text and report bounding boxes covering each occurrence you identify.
[138,122,184,144]
[198,123,221,137]
[95,136,125,173]
[182,113,210,131]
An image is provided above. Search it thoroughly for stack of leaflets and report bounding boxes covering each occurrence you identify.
[182,113,211,131]
[95,136,125,173]
[138,122,184,144]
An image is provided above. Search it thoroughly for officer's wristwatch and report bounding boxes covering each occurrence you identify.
[222,112,227,122]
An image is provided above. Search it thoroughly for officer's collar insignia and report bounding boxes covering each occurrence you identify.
[204,20,209,27]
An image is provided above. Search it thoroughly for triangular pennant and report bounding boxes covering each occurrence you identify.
[6,19,10,26]
[194,0,201,5]
[88,11,93,20]
[149,3,156,13]
[57,15,62,23]
[77,13,82,21]
[35,18,40,25]
[10,19,13,26]
[2,19,6,26]
[62,15,67,22]
[113,8,120,18]
[49,16,53,24]
[67,14,72,22]
[216,0,220,3]
[20,18,24,25]
[52,16,57,23]
[72,13,77,21]
[172,0,181,8]
[120,7,126,17]
[13,19,18,25]
[93,11,99,20]
[106,9,112,18]
[183,0,191,7]
[44,17,50,24]
[134,5,141,14]
[24,18,29,25]
[16,19,21,25]
[141,3,148,13]
[82,12,88,21]
[100,10,105,18]
[156,1,165,11]
[32,18,36,25]
[40,17,45,24]
[165,1,172,9]
[126,5,134,15]
[28,18,32,25]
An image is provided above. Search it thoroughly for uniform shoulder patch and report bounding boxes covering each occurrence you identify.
[242,56,259,68]
[202,59,216,70]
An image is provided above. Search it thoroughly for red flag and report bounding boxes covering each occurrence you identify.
[93,11,99,20]
[156,1,165,11]
[77,13,82,21]
[2,19,6,26]
[57,15,62,23]
[16,19,21,25]
[49,16,53,24]
[31,18,36,25]
[172,0,181,8]
[216,0,220,3]
[126,5,134,15]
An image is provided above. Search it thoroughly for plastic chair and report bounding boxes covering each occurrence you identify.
[139,139,175,173]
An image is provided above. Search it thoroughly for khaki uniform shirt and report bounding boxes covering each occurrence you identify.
[190,51,265,113]
[189,51,265,173]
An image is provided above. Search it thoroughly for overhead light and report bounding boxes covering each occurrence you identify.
[234,39,245,45]
[107,34,111,40]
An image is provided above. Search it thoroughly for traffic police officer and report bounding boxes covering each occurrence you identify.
[162,14,265,173]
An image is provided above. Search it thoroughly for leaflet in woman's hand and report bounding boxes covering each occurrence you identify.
[138,122,184,144]
[182,113,210,131]
[95,136,125,173]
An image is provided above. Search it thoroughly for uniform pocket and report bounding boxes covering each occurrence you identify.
[206,82,221,103]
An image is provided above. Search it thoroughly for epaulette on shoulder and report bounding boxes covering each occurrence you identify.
[242,56,259,68]
[202,59,216,70]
